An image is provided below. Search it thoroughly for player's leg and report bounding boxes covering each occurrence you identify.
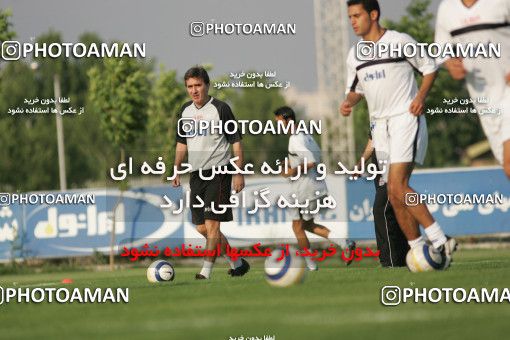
[387,162,456,267]
[387,113,456,266]
[196,224,240,273]
[383,199,410,267]
[198,219,247,279]
[190,173,215,279]
[196,224,207,236]
[302,221,354,249]
[300,199,354,250]
[302,219,328,238]
[194,219,221,279]
[292,219,311,249]
[373,183,393,267]
[200,219,221,270]
[387,162,424,239]
[292,219,317,271]
[203,173,249,278]
[301,218,355,266]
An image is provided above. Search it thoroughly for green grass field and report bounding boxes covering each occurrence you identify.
[1,248,509,340]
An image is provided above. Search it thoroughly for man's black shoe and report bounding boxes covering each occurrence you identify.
[230,259,250,277]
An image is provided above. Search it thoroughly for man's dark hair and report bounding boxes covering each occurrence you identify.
[274,106,296,121]
[347,0,381,21]
[184,66,210,85]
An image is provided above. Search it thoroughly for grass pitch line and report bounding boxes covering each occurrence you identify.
[11,282,61,288]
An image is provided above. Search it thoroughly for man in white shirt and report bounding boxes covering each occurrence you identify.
[340,0,457,268]
[435,0,510,179]
[274,106,356,270]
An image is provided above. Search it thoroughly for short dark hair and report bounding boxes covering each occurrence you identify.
[274,106,296,121]
[184,66,210,85]
[347,0,381,21]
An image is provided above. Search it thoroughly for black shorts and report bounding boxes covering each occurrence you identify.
[190,169,233,225]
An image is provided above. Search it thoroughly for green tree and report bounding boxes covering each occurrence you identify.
[88,54,151,270]
[3,30,109,190]
[0,8,15,43]
[88,56,151,155]
[0,61,43,191]
[64,32,111,187]
[144,66,187,177]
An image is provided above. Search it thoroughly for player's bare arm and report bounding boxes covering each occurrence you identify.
[232,141,245,193]
[356,138,374,169]
[443,58,467,80]
[172,142,187,187]
[410,71,437,116]
[340,92,363,116]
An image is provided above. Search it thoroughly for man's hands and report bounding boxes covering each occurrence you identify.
[232,174,245,193]
[172,142,187,188]
[410,71,436,116]
[281,166,297,178]
[340,100,354,116]
[339,92,363,116]
[409,95,425,116]
[231,141,245,193]
[173,172,244,193]
[172,174,180,187]
[444,58,467,80]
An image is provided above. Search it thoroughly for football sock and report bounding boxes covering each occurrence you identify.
[424,222,447,249]
[223,255,242,269]
[327,230,348,249]
[408,235,425,249]
[223,255,236,269]
[305,256,318,270]
[199,260,214,278]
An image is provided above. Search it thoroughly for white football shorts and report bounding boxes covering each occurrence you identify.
[372,112,428,176]
[477,88,510,164]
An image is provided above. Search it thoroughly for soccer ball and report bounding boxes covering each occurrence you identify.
[147,260,175,282]
[264,247,306,287]
[406,244,446,272]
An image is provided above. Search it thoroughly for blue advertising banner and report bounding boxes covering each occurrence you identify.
[346,167,510,239]
[0,167,508,260]
[0,187,186,261]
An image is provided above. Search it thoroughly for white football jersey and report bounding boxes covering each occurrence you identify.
[287,132,327,203]
[435,0,510,107]
[346,30,437,119]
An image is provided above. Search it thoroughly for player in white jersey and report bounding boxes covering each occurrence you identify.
[340,0,457,267]
[274,106,356,270]
[435,0,510,179]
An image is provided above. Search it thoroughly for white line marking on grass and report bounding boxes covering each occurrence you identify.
[12,282,60,288]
